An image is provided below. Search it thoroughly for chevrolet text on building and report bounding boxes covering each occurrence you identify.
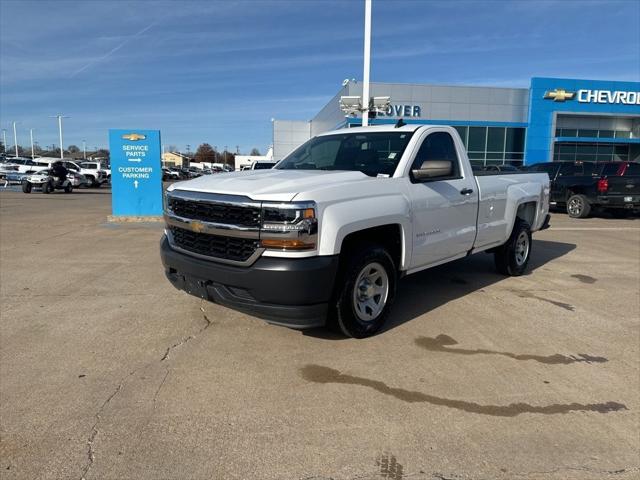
[161,124,551,338]
[273,77,640,165]
[576,89,640,104]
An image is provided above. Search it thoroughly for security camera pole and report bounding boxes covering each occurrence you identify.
[50,114,69,160]
[361,0,372,127]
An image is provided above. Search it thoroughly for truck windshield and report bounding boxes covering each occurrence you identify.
[276,131,414,177]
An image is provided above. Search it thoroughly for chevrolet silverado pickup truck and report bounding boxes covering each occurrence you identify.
[528,161,640,217]
[161,125,550,338]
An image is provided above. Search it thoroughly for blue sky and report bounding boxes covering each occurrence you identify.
[1,0,639,153]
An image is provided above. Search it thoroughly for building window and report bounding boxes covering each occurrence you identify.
[553,142,630,162]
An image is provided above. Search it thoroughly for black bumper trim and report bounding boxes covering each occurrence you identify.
[160,236,338,329]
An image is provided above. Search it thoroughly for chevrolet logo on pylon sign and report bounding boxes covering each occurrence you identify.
[544,89,575,102]
[121,133,147,141]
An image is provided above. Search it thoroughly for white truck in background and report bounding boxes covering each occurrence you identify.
[161,125,550,338]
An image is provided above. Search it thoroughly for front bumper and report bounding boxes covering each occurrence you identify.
[160,235,339,328]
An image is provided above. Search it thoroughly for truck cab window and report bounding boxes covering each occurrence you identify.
[412,132,460,177]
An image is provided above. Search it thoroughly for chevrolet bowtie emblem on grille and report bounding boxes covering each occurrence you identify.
[190,221,205,233]
[544,89,575,102]
[121,133,146,141]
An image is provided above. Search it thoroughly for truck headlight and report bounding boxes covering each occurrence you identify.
[260,202,317,250]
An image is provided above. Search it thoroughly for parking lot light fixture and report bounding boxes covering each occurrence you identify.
[12,121,19,158]
[361,0,372,127]
[30,129,35,159]
[50,114,69,159]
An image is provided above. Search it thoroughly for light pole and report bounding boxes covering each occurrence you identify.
[50,114,69,159]
[82,140,86,160]
[1,129,6,155]
[30,129,35,159]
[224,145,228,165]
[361,0,372,127]
[12,121,19,158]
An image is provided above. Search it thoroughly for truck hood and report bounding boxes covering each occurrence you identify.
[169,170,373,202]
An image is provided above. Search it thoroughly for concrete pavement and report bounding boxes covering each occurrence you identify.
[1,188,638,479]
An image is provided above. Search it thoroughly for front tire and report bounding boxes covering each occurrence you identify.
[42,182,52,194]
[22,182,32,193]
[64,184,73,193]
[567,194,591,218]
[494,219,532,276]
[333,244,396,338]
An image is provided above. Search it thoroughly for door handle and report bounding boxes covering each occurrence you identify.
[460,188,473,195]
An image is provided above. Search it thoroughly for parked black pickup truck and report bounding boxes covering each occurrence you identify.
[526,161,640,218]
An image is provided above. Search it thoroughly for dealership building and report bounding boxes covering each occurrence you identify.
[273,77,640,166]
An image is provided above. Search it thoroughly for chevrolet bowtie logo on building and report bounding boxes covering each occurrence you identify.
[121,133,146,141]
[544,89,575,102]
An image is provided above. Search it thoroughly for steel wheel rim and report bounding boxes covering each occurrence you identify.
[568,197,582,215]
[352,262,389,322]
[514,231,530,266]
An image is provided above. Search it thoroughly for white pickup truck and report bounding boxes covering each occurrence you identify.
[161,125,550,337]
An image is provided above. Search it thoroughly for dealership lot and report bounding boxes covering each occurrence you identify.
[0,189,638,479]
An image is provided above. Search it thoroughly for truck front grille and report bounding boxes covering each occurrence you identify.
[169,226,259,263]
[169,197,261,227]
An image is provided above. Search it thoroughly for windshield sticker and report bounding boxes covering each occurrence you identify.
[388,152,397,159]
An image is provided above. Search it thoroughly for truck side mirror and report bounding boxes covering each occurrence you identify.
[412,160,453,180]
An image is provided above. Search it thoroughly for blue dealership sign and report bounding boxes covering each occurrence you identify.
[109,129,163,217]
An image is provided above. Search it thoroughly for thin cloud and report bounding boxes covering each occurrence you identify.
[69,20,158,78]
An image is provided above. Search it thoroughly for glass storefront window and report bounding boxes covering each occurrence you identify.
[615,131,631,138]
[468,127,487,152]
[487,128,505,152]
[505,128,525,153]
[599,130,614,138]
[454,126,468,148]
[578,129,598,138]
[560,128,577,137]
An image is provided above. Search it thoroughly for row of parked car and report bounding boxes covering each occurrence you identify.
[162,164,234,181]
[0,156,111,189]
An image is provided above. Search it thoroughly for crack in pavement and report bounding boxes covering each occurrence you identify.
[509,465,638,477]
[79,377,128,480]
[160,305,212,361]
[79,302,212,479]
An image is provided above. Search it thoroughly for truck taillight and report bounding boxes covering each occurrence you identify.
[597,178,609,194]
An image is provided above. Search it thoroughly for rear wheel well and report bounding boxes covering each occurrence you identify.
[566,187,585,199]
[516,201,536,227]
[340,224,402,272]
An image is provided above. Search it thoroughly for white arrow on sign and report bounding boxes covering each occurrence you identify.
[128,158,142,163]
[134,180,139,189]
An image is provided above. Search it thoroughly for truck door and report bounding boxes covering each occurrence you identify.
[406,130,479,269]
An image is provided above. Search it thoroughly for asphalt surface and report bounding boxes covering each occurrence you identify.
[1,187,638,480]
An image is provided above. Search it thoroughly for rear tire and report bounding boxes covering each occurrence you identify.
[22,182,32,193]
[332,244,396,338]
[567,194,591,218]
[64,184,73,193]
[494,219,532,276]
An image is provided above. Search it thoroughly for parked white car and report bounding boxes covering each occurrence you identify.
[161,125,550,337]
[63,161,108,187]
